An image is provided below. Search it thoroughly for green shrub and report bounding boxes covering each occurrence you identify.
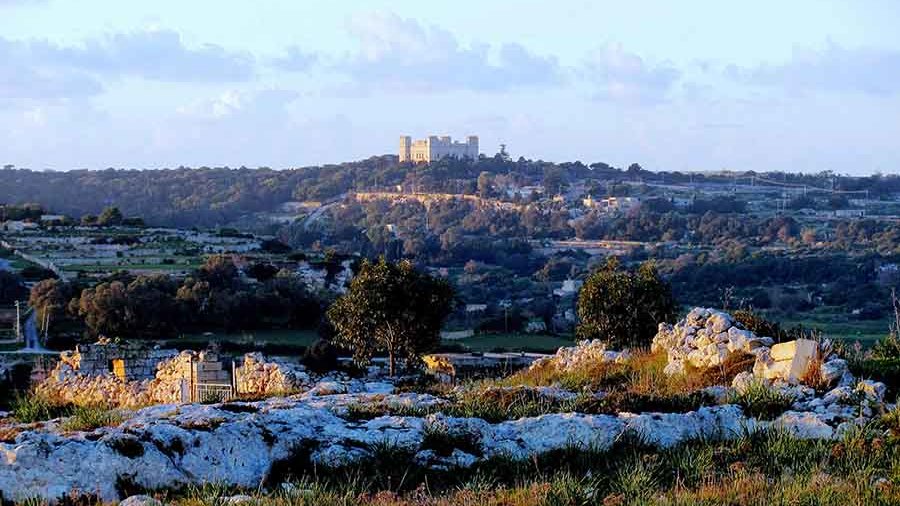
[60,406,125,432]
[727,382,794,420]
[11,392,73,423]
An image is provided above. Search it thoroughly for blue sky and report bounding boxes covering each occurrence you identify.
[2,0,900,173]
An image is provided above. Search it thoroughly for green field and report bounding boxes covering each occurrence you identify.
[65,261,201,273]
[162,330,573,355]
[779,317,890,344]
[171,329,320,348]
[452,333,574,353]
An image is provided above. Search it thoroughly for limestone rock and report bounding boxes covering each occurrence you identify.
[653,308,846,388]
[119,496,162,506]
[0,393,754,502]
[820,358,849,386]
[772,411,834,439]
[528,339,628,374]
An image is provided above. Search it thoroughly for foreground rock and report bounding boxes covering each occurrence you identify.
[2,387,751,502]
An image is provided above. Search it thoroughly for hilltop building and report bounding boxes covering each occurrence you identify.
[399,135,478,163]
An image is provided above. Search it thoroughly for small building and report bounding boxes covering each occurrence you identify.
[1,221,38,232]
[553,279,583,297]
[835,209,866,218]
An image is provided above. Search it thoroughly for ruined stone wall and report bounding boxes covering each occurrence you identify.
[37,347,233,408]
[234,352,310,396]
[60,342,178,381]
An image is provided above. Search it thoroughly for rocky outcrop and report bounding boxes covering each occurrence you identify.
[653,308,851,387]
[234,353,311,396]
[0,390,749,503]
[652,308,773,375]
[528,339,629,374]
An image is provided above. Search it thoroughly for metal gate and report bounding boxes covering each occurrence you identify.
[193,382,234,403]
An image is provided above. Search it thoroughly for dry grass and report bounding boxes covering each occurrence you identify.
[501,349,707,394]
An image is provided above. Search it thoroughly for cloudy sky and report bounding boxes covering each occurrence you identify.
[2,0,900,173]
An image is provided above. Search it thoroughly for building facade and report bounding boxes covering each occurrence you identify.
[399,135,479,163]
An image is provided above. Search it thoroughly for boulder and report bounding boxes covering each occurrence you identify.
[119,496,163,506]
[772,411,834,439]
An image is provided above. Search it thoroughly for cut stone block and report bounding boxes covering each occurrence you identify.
[769,339,818,382]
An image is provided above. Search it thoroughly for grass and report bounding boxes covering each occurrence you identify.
[135,425,900,506]
[497,349,714,410]
[779,309,891,344]
[59,405,126,432]
[453,333,576,353]
[726,381,795,420]
[11,391,74,423]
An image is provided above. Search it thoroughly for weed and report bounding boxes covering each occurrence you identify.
[11,391,74,423]
[60,406,125,432]
[727,381,794,420]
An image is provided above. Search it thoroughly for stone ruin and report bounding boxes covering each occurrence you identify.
[37,341,312,408]
[233,352,311,395]
[652,307,851,388]
[58,341,179,381]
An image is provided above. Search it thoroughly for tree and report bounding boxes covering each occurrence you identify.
[28,279,73,331]
[97,207,124,226]
[576,258,676,348]
[326,258,455,375]
[543,167,567,196]
[477,171,493,198]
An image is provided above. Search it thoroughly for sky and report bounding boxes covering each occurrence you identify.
[1,0,900,174]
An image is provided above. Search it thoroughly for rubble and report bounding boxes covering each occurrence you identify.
[528,339,629,374]
[652,307,848,388]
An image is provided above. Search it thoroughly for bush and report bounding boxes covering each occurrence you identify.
[576,258,676,349]
[60,406,124,432]
[11,392,73,423]
[727,382,794,420]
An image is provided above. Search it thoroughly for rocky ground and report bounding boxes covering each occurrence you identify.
[0,308,895,504]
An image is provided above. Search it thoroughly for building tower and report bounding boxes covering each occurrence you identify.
[466,136,479,159]
[399,136,412,163]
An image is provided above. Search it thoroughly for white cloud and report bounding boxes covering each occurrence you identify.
[37,28,255,82]
[177,89,299,121]
[273,46,318,72]
[0,28,254,103]
[727,42,900,95]
[0,38,104,100]
[580,44,681,103]
[338,12,562,93]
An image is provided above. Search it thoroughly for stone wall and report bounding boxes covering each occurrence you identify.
[59,341,178,381]
[234,352,310,396]
[36,346,235,408]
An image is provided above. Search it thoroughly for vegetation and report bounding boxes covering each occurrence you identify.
[327,258,455,375]
[11,391,74,423]
[576,258,676,348]
[114,424,900,506]
[59,405,125,432]
[47,255,324,339]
